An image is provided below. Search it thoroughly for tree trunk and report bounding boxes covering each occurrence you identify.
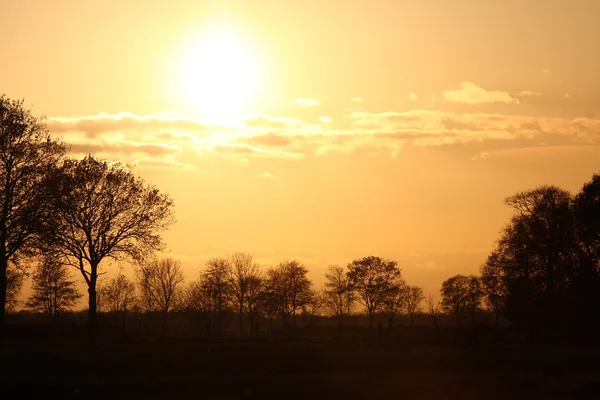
[369,311,374,329]
[0,262,7,334]
[88,286,97,333]
[88,263,98,334]
[239,303,244,337]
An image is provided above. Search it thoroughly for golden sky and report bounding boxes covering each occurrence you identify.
[2,0,600,297]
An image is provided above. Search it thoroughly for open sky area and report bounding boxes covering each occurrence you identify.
[2,0,599,298]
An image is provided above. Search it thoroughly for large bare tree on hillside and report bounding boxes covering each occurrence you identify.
[41,155,174,331]
[0,95,66,328]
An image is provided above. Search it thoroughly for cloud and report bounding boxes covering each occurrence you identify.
[48,112,207,138]
[409,92,418,101]
[47,109,600,165]
[239,133,292,147]
[543,68,551,75]
[261,172,282,181]
[350,97,363,103]
[243,114,299,129]
[443,82,519,105]
[518,91,542,97]
[295,98,321,107]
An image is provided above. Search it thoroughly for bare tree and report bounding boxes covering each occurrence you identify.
[425,294,439,327]
[229,252,262,336]
[245,271,264,336]
[324,265,354,327]
[5,266,24,314]
[381,278,407,330]
[347,256,401,329]
[265,260,312,329]
[202,257,231,334]
[0,95,66,328]
[405,286,425,325]
[41,155,174,331]
[98,272,136,327]
[26,256,82,321]
[440,274,483,326]
[303,287,326,326]
[137,258,184,315]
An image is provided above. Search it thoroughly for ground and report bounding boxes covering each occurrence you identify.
[1,327,600,399]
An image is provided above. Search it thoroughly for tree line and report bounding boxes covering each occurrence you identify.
[2,93,600,337]
[19,252,428,337]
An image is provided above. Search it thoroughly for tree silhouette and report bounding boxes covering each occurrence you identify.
[381,277,407,330]
[324,265,354,327]
[5,266,24,314]
[41,155,174,332]
[202,257,232,334]
[98,272,136,327]
[137,258,184,314]
[405,286,425,325]
[425,294,439,327]
[572,173,600,327]
[136,258,184,336]
[440,275,482,326]
[0,95,66,329]
[265,260,312,329]
[347,256,401,329]
[229,252,261,336]
[26,256,82,321]
[480,186,575,329]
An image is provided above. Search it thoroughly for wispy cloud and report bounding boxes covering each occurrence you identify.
[295,98,321,107]
[443,82,519,105]
[518,90,542,97]
[47,109,600,165]
[261,172,282,181]
[409,92,418,101]
[350,97,363,103]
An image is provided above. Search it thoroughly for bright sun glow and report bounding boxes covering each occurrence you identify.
[179,25,262,121]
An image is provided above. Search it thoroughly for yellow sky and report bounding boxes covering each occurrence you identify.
[2,0,600,297]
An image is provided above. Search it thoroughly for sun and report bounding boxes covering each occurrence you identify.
[179,25,262,121]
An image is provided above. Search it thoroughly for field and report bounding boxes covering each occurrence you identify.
[2,326,600,399]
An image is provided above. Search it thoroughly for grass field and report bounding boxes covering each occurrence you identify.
[1,327,600,399]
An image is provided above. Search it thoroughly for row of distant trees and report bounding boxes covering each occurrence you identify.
[0,94,175,333]
[17,253,429,335]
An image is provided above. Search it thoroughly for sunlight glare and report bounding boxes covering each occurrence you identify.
[179,24,263,122]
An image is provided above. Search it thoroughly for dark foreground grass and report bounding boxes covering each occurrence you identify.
[2,332,600,399]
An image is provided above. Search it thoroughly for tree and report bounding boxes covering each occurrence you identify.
[480,186,576,329]
[264,260,312,329]
[98,272,136,326]
[202,257,232,334]
[41,155,174,331]
[5,266,24,314]
[347,256,401,328]
[440,275,482,326]
[136,258,184,316]
[302,288,326,326]
[245,270,264,336]
[571,173,600,326]
[425,294,439,327]
[405,286,425,325]
[0,95,66,328]
[228,252,261,336]
[381,278,407,330]
[26,256,82,321]
[324,265,354,327]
